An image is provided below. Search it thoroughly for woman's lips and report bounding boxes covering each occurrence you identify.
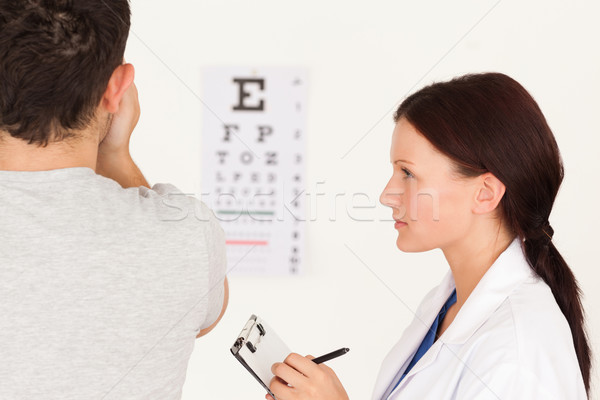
[394,220,408,229]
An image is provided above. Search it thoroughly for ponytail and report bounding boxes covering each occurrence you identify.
[522,225,591,395]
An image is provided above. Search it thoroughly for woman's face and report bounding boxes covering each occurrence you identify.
[379,117,478,252]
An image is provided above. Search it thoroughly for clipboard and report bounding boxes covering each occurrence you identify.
[230,315,291,399]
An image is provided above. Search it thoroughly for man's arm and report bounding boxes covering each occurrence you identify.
[96,70,228,337]
[96,152,150,189]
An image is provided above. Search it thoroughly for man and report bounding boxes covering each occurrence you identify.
[0,1,228,399]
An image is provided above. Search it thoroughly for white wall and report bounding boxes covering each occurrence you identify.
[125,0,600,398]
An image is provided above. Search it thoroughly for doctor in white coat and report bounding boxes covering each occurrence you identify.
[371,238,586,400]
[268,73,591,400]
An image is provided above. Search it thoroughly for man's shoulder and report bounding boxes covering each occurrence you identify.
[90,176,214,226]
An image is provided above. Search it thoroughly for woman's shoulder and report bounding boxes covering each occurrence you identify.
[462,277,586,397]
[477,276,574,354]
[503,276,573,348]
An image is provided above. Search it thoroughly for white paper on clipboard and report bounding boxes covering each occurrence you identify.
[230,315,291,398]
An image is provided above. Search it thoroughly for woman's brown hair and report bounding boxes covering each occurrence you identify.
[395,72,591,395]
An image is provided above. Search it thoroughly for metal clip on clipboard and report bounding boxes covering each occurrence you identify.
[231,315,291,399]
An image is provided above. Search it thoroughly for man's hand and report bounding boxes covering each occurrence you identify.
[98,82,140,158]
[267,353,349,400]
[95,81,149,189]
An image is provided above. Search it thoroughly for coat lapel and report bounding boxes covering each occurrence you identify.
[371,271,456,400]
[372,238,535,400]
[440,239,533,346]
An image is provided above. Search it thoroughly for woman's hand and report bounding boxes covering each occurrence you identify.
[267,353,349,400]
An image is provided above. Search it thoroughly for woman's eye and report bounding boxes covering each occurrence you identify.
[401,168,414,179]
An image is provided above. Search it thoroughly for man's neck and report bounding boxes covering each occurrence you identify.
[0,130,99,172]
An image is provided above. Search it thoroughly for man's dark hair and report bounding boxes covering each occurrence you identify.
[0,0,131,147]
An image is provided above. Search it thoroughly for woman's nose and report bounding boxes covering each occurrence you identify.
[380,180,402,209]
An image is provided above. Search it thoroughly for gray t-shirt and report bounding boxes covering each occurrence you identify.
[0,167,226,400]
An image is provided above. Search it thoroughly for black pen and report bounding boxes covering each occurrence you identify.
[312,348,350,364]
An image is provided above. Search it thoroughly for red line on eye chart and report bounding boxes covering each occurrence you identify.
[226,240,269,246]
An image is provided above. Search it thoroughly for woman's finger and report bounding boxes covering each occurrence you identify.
[269,376,295,400]
[282,353,320,378]
[271,362,308,388]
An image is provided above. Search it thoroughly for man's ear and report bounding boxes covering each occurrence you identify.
[101,63,135,114]
[472,172,506,215]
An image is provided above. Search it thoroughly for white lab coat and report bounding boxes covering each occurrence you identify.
[372,239,587,400]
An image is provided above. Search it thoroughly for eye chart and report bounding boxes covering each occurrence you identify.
[201,67,307,275]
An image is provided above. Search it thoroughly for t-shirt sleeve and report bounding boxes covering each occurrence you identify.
[138,182,183,198]
[138,182,227,330]
[196,201,227,330]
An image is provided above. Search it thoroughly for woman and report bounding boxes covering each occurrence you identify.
[268,73,590,399]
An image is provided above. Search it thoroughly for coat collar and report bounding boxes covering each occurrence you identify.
[372,238,536,399]
[440,238,534,345]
